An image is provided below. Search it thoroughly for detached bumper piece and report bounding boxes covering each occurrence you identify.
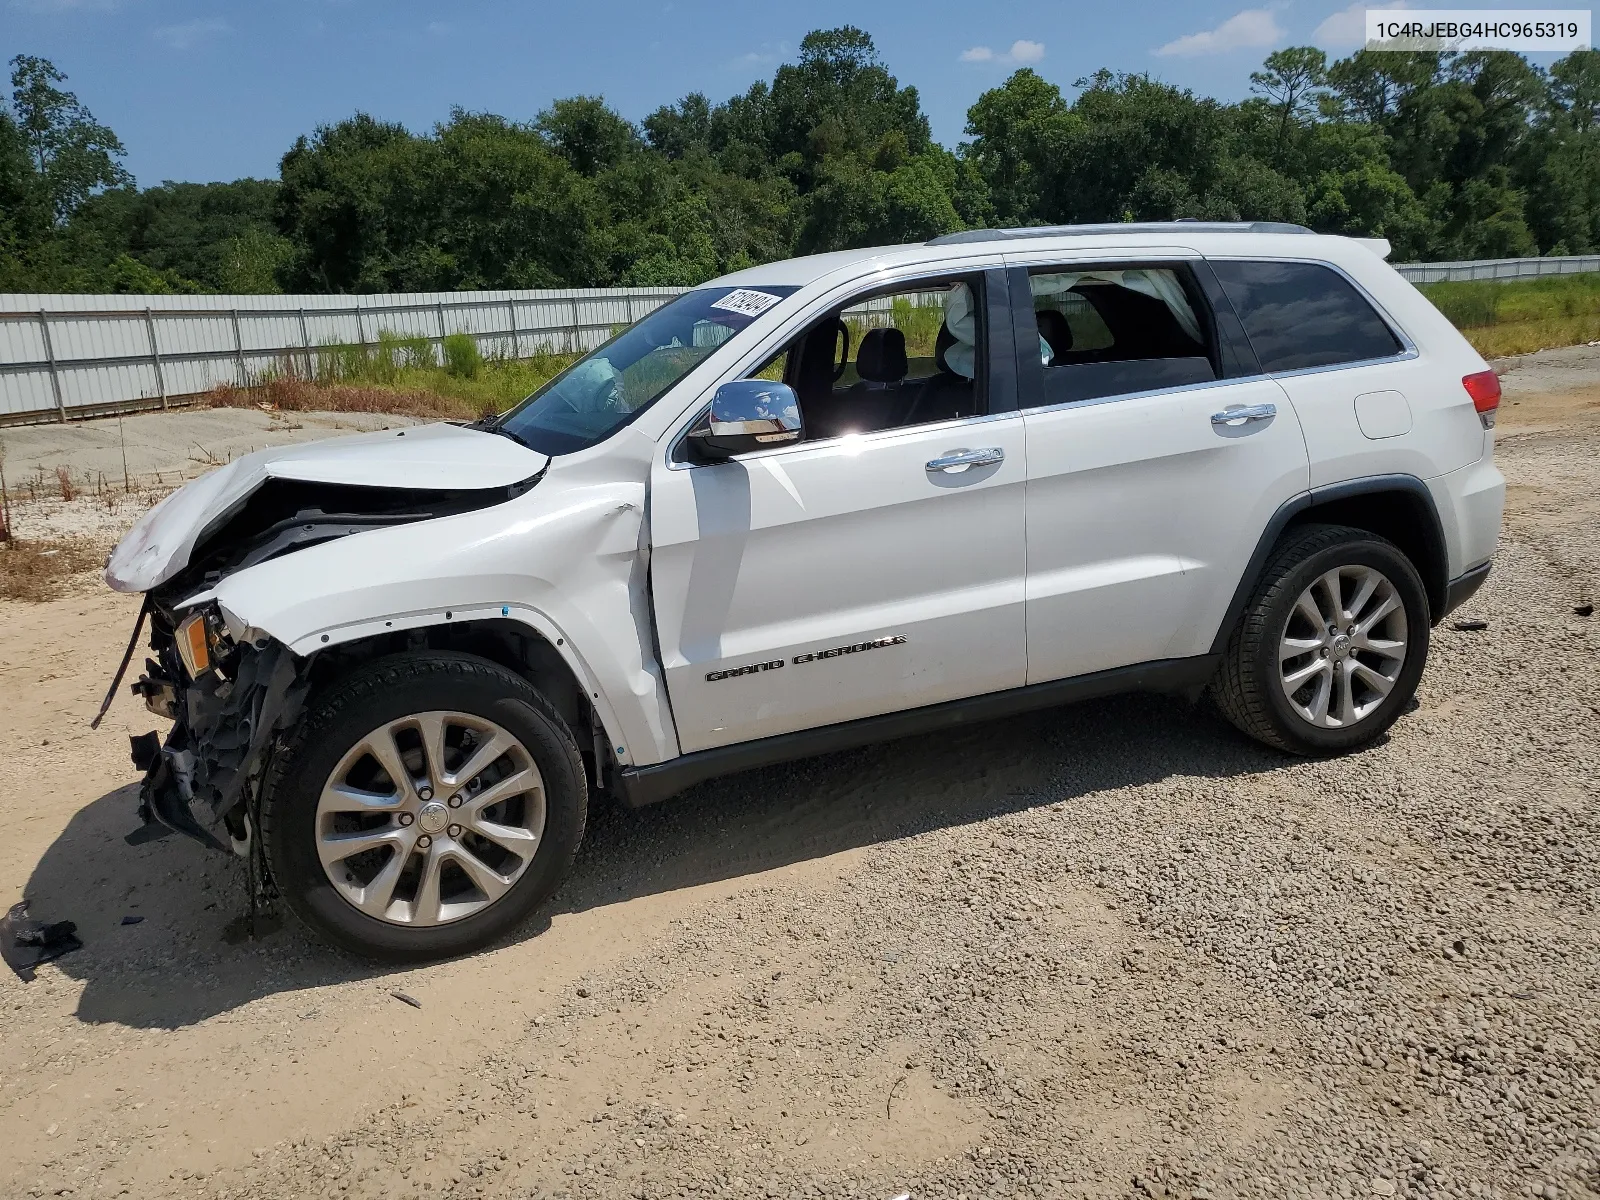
[132,641,308,853]
[2,901,83,982]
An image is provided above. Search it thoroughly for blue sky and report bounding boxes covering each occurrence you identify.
[1,0,1545,186]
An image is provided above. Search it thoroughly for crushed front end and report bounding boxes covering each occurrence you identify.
[127,595,309,854]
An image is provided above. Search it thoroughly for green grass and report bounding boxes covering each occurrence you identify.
[256,329,582,419]
[1418,273,1600,357]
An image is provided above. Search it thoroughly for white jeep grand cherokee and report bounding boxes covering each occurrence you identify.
[103,221,1506,961]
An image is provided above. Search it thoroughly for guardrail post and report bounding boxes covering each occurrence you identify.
[298,307,311,379]
[436,300,447,365]
[146,308,167,409]
[38,310,66,423]
[355,303,366,351]
[507,298,520,359]
[231,308,247,386]
[569,298,581,354]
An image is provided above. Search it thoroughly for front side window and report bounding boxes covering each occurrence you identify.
[496,285,797,455]
[1025,265,1218,407]
[1210,260,1402,373]
[768,277,988,442]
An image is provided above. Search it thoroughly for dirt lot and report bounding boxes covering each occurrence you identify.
[1,360,1597,1200]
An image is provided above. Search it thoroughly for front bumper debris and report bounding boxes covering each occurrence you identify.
[131,639,308,853]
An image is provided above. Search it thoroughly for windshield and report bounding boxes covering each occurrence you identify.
[496,284,798,455]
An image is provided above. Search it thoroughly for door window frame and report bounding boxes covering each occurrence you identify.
[1006,257,1247,414]
[665,264,1019,470]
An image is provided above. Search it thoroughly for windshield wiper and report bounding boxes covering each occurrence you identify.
[486,423,536,451]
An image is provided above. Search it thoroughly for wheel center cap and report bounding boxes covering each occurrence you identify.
[1330,633,1352,659]
[417,802,449,835]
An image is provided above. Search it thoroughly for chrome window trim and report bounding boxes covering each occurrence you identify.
[667,406,1023,470]
[1019,371,1265,419]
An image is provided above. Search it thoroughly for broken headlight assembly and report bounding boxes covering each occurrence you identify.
[174,607,231,680]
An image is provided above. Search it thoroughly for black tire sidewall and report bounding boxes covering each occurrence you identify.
[263,654,585,962]
[1250,536,1431,753]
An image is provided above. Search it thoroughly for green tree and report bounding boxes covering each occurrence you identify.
[8,55,129,223]
[1249,47,1329,168]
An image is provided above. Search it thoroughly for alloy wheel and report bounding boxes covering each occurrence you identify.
[314,711,546,926]
[1278,565,1409,729]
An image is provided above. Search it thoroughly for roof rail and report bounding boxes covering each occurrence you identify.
[926,221,1314,246]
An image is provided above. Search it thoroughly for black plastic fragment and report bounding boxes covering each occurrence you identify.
[1453,619,1489,632]
[2,902,83,982]
[129,730,162,772]
[1575,604,1594,617]
[121,915,145,926]
[391,991,423,1009]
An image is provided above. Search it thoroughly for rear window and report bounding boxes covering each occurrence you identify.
[1211,260,1402,373]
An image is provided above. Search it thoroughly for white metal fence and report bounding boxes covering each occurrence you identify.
[0,287,686,425]
[1393,254,1600,284]
[3,252,1599,426]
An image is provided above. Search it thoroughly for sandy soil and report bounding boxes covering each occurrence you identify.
[0,366,1596,1200]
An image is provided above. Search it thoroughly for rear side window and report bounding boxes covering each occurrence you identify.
[1211,260,1402,373]
[1025,265,1218,407]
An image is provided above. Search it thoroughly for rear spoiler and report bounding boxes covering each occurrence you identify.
[1354,237,1392,259]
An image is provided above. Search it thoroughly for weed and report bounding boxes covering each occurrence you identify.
[55,465,77,502]
[0,537,108,603]
[442,332,483,379]
[1418,273,1600,330]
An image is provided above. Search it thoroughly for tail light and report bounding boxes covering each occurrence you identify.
[1463,370,1501,429]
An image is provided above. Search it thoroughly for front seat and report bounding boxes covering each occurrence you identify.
[1036,309,1073,365]
[818,327,909,435]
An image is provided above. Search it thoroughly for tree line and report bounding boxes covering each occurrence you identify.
[4,28,1600,295]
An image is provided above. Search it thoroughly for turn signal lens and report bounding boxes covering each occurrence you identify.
[175,611,211,679]
[1463,370,1501,428]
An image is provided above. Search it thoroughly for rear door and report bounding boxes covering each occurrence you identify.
[1010,254,1311,683]
[649,268,1029,754]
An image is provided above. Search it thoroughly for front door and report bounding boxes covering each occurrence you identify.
[650,271,1028,754]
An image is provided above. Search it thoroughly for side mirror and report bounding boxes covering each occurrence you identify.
[688,380,803,460]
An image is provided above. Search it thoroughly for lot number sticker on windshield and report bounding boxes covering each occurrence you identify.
[710,289,784,319]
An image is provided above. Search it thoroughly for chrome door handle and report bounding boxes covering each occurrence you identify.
[1211,403,1277,427]
[926,447,1004,473]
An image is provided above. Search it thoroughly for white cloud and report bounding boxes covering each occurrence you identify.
[1313,0,1410,48]
[1153,8,1284,57]
[154,16,228,49]
[960,39,1046,66]
[1009,39,1046,64]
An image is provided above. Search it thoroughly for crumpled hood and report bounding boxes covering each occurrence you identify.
[105,423,548,593]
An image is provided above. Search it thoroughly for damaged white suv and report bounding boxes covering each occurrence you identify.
[103,222,1506,961]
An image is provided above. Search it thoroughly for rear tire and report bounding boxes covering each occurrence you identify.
[260,651,586,963]
[1211,524,1430,755]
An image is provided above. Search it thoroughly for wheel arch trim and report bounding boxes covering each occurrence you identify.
[287,603,633,765]
[1209,473,1449,656]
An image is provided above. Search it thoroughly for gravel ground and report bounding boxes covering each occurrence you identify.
[0,375,1595,1200]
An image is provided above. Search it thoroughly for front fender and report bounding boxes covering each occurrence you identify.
[205,478,680,768]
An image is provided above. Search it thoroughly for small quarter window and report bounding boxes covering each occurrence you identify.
[1211,260,1402,373]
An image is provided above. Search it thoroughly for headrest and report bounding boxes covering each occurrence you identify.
[1036,309,1073,364]
[856,327,907,383]
[934,322,957,374]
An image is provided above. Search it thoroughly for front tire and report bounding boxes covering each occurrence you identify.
[260,652,587,962]
[1212,524,1430,755]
